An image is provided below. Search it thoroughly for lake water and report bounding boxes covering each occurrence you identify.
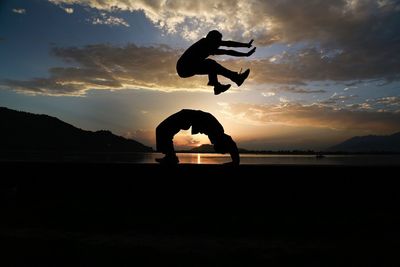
[2,152,399,165]
[134,153,400,166]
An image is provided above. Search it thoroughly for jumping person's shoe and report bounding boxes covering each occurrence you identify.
[214,83,231,95]
[155,155,179,165]
[233,69,250,87]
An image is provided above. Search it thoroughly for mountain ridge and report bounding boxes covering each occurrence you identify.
[328,132,400,152]
[0,107,153,152]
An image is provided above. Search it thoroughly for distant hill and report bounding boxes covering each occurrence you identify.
[328,132,400,152]
[189,144,248,153]
[0,107,153,152]
[189,144,215,153]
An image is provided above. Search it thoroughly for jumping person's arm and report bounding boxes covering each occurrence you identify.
[215,49,247,57]
[215,47,256,57]
[221,39,254,48]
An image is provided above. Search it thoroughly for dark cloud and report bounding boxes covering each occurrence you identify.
[344,81,361,87]
[224,43,400,85]
[253,0,400,47]
[246,0,400,83]
[3,44,206,95]
[4,77,86,95]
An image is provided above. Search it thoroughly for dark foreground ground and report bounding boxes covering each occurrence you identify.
[1,162,400,266]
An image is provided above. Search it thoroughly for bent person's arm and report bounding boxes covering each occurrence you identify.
[229,149,240,165]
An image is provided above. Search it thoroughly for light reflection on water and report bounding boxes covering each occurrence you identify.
[137,153,400,166]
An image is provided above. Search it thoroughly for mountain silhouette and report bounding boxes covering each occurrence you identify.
[328,132,400,152]
[189,144,215,153]
[0,107,153,152]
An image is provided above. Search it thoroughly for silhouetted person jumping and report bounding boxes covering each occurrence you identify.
[177,30,256,95]
[156,109,240,165]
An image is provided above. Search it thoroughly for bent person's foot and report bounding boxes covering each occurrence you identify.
[233,69,250,87]
[214,83,231,95]
[155,155,179,165]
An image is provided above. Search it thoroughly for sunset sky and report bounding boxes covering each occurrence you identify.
[1,0,400,150]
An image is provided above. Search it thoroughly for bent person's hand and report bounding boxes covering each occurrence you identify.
[223,161,239,166]
[247,47,256,57]
[247,39,254,48]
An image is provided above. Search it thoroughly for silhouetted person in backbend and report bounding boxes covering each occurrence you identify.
[177,30,256,95]
[156,109,240,165]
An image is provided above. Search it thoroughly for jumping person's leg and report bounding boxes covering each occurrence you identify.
[198,59,250,94]
[199,59,237,85]
[194,59,236,94]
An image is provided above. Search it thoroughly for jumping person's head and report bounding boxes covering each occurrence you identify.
[206,30,222,42]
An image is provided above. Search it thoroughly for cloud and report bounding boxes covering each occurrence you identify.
[2,43,208,95]
[176,132,202,147]
[12,8,26,14]
[89,12,129,27]
[262,92,275,97]
[319,92,358,105]
[4,40,399,96]
[5,1,400,94]
[61,7,74,14]
[219,102,400,132]
[272,86,326,94]
[344,96,400,112]
[126,126,209,150]
[362,96,400,112]
[47,0,400,83]
[46,1,400,45]
[374,96,400,106]
[343,86,358,91]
